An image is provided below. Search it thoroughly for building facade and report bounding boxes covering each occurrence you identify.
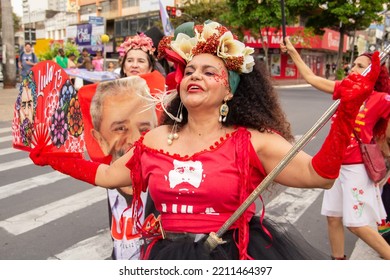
[245,27,348,79]
[20,0,388,77]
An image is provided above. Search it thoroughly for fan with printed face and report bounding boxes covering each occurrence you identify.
[12,60,85,157]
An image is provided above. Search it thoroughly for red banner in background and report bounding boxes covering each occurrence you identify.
[244,27,348,52]
[12,61,85,154]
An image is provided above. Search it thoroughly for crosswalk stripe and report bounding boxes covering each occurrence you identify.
[48,228,112,260]
[0,147,20,156]
[0,171,68,200]
[0,135,13,142]
[0,187,107,235]
[266,187,323,224]
[0,158,32,172]
[0,127,12,134]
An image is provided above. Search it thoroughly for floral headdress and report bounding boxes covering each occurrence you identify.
[117,33,156,57]
[158,21,255,93]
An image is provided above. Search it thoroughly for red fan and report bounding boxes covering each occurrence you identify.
[12,60,85,156]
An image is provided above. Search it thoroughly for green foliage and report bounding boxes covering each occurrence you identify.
[169,1,231,27]
[37,42,80,62]
[221,0,387,40]
[301,0,387,35]
[225,0,295,40]
[63,42,80,58]
[289,27,319,48]
[336,68,345,80]
[152,1,232,40]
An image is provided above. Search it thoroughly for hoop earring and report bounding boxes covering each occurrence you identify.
[219,99,229,123]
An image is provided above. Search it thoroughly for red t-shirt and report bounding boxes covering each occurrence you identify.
[334,81,390,164]
[127,128,267,233]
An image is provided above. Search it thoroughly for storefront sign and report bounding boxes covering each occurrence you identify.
[244,27,347,52]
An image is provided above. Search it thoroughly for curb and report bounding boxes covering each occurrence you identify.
[274,84,312,89]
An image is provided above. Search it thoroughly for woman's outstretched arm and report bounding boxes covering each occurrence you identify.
[280,37,336,94]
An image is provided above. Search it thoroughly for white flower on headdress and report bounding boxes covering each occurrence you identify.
[218,31,245,58]
[196,21,221,41]
[171,33,197,62]
[241,47,255,73]
[217,31,255,74]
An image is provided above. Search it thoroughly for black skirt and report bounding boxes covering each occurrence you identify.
[145,215,328,260]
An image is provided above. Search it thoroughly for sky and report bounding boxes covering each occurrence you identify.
[11,0,23,17]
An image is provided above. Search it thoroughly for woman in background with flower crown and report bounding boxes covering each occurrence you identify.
[118,32,161,78]
[118,32,166,121]
[30,21,382,259]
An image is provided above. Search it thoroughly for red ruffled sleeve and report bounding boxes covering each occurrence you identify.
[126,136,147,231]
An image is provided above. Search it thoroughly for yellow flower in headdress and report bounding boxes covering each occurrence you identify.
[171,33,197,62]
[218,31,242,56]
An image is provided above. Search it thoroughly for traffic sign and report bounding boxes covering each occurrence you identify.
[89,16,104,26]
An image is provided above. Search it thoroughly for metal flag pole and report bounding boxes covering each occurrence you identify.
[204,44,390,250]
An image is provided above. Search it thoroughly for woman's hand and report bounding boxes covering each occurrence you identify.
[280,37,296,55]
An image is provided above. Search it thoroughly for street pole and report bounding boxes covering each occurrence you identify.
[101,34,109,71]
[28,2,32,44]
[349,29,356,66]
[382,12,389,50]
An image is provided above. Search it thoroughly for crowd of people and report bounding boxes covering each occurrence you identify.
[23,20,390,260]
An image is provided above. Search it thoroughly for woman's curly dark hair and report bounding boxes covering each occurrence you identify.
[161,62,294,142]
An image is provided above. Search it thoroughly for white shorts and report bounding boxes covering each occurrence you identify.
[321,164,386,227]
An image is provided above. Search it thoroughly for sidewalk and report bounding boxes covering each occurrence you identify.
[0,85,18,122]
[272,78,309,87]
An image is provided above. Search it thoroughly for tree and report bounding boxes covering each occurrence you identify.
[174,0,231,25]
[158,0,294,70]
[223,0,298,70]
[154,0,232,29]
[299,0,387,78]
[1,0,17,88]
[37,42,80,62]
[222,0,387,75]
